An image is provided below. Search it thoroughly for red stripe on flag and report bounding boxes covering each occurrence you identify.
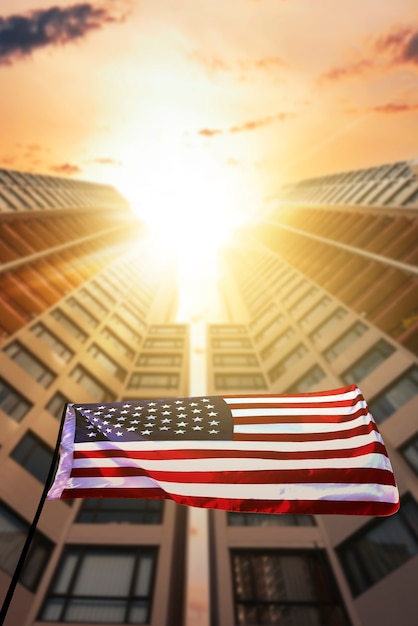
[70,466,397,486]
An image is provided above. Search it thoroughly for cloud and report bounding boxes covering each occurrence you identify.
[375,27,418,65]
[319,59,374,82]
[188,50,231,75]
[189,50,286,78]
[198,128,223,137]
[229,112,292,133]
[197,111,292,138]
[370,102,418,114]
[89,157,123,166]
[50,163,81,175]
[0,3,124,66]
[319,26,418,84]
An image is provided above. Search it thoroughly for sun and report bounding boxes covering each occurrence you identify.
[120,147,254,281]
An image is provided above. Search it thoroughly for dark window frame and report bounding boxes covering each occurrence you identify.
[39,545,158,624]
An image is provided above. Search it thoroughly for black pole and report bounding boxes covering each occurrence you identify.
[0,405,68,626]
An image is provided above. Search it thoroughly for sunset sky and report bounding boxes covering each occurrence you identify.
[1,0,418,226]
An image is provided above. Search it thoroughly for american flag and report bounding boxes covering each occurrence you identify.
[47,385,399,516]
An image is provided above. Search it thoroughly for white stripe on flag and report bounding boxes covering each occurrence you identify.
[233,413,373,434]
[71,452,393,472]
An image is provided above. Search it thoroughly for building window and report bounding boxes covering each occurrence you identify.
[268,344,309,383]
[78,288,108,316]
[299,296,332,328]
[213,353,258,367]
[254,314,284,344]
[250,305,275,331]
[231,549,348,626]
[399,436,418,476]
[120,304,146,330]
[369,366,418,424]
[4,341,55,388]
[128,373,180,389]
[282,279,308,305]
[149,325,186,335]
[289,287,319,317]
[100,327,134,360]
[228,513,315,527]
[286,365,326,393]
[11,431,53,484]
[40,546,157,623]
[137,353,182,367]
[45,392,69,420]
[310,308,348,342]
[111,315,141,344]
[261,328,295,361]
[70,365,115,402]
[215,374,266,390]
[0,500,53,591]
[31,323,73,363]
[90,280,116,306]
[342,340,395,385]
[67,297,98,327]
[144,338,184,349]
[212,338,251,349]
[323,322,368,362]
[87,344,127,381]
[0,377,32,422]
[210,325,247,334]
[337,494,418,596]
[76,499,163,524]
[50,309,87,342]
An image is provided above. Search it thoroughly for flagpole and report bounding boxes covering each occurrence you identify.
[0,405,67,626]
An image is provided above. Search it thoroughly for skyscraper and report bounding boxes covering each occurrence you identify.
[0,160,417,626]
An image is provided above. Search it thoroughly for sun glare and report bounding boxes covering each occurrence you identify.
[122,148,254,280]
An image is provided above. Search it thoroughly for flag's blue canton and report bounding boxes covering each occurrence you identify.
[73,396,233,442]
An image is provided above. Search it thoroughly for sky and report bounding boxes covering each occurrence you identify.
[1,0,418,230]
[2,4,417,624]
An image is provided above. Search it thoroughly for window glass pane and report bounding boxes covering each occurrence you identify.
[228,513,315,527]
[11,431,53,484]
[134,554,154,595]
[231,550,348,625]
[73,553,135,596]
[31,323,73,362]
[0,377,32,421]
[337,495,418,595]
[66,599,126,623]
[310,307,348,341]
[323,322,368,362]
[369,366,418,423]
[41,547,156,624]
[342,340,395,384]
[53,552,79,593]
[401,436,418,475]
[46,392,68,420]
[0,501,53,591]
[4,342,55,388]
[50,309,87,342]
[76,498,163,524]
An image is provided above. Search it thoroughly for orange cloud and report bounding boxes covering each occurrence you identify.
[198,128,223,137]
[50,163,81,175]
[370,102,418,114]
[229,112,292,133]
